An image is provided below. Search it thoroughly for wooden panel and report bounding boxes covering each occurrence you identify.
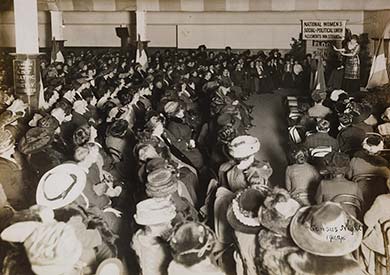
[137,0,159,11]
[115,0,137,10]
[58,0,74,10]
[147,24,176,47]
[93,0,116,11]
[249,0,272,11]
[63,24,122,46]
[180,0,204,11]
[203,0,226,11]
[146,10,364,25]
[272,0,295,10]
[159,0,181,11]
[295,0,318,10]
[178,24,301,49]
[226,0,249,11]
[72,0,94,11]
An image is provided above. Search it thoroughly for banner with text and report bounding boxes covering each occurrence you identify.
[302,20,346,41]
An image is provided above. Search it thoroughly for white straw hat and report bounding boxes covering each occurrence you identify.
[36,163,87,209]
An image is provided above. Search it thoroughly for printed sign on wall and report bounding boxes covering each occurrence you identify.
[302,20,346,41]
[13,58,37,96]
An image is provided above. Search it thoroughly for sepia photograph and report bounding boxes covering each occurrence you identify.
[0,0,390,274]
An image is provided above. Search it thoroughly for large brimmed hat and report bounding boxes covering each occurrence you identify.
[18,127,54,155]
[36,163,86,209]
[259,188,300,236]
[227,188,266,234]
[1,220,82,275]
[146,168,178,198]
[134,197,176,225]
[290,202,363,256]
[228,135,260,159]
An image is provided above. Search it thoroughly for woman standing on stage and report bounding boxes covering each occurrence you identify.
[333,34,361,94]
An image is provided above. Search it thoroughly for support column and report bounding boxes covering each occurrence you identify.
[136,10,147,41]
[12,0,42,113]
[50,11,65,63]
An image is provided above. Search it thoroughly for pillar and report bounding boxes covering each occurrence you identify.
[136,10,147,41]
[50,11,65,63]
[12,0,42,113]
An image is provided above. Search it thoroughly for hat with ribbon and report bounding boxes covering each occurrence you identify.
[362,134,384,155]
[330,89,347,102]
[134,197,176,226]
[36,163,86,209]
[227,188,266,234]
[290,202,363,256]
[169,222,216,262]
[259,188,300,236]
[316,119,330,132]
[37,115,60,131]
[18,127,54,155]
[228,135,260,159]
[1,220,82,275]
[164,101,180,116]
[146,168,178,198]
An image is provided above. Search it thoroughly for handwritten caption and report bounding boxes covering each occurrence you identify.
[307,223,363,243]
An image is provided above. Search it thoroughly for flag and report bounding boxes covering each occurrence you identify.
[37,71,46,110]
[50,40,64,64]
[136,35,148,71]
[366,38,389,89]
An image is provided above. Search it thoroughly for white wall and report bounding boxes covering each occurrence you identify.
[146,11,364,49]
[0,11,136,48]
[0,9,366,49]
[62,11,136,47]
[0,11,50,48]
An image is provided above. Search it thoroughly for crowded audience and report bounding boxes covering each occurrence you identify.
[0,37,388,275]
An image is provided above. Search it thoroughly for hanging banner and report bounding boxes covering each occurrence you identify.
[302,20,347,41]
[306,40,333,58]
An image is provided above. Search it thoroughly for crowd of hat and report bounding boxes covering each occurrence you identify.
[0,45,388,275]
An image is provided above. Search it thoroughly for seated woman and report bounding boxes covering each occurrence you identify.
[347,135,390,211]
[145,168,198,224]
[257,188,301,275]
[132,197,176,275]
[227,188,266,275]
[315,152,363,218]
[360,194,390,275]
[164,101,205,171]
[168,222,225,275]
[307,89,332,119]
[285,148,320,205]
[289,202,365,275]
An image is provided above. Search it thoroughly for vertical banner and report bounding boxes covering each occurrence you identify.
[302,20,346,41]
[13,58,37,96]
[12,54,41,113]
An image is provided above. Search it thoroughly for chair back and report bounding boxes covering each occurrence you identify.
[375,219,390,274]
[310,145,332,158]
[330,193,362,218]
